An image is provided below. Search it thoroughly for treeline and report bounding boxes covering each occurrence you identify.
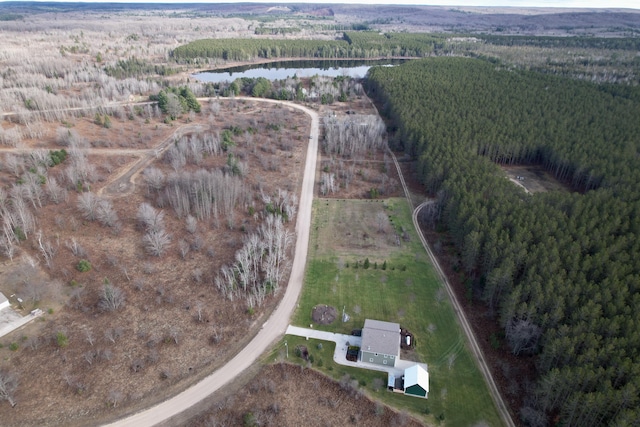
[104,57,178,79]
[478,34,640,51]
[170,32,447,62]
[366,57,640,426]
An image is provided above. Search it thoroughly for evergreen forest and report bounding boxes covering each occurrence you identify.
[366,57,640,426]
[171,32,447,62]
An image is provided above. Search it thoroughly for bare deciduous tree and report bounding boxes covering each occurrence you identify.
[185,215,197,234]
[77,192,99,221]
[178,239,190,260]
[143,229,171,257]
[96,199,119,228]
[98,283,125,312]
[137,203,165,233]
[66,237,86,257]
[36,229,57,268]
[143,167,165,195]
[0,369,18,407]
[46,177,68,204]
[506,318,542,356]
[104,327,123,344]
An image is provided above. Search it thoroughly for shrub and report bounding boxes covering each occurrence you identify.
[56,332,68,348]
[9,342,18,351]
[76,259,91,272]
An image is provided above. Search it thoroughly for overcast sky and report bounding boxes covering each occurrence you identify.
[16,0,640,8]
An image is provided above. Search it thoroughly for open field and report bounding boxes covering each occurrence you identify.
[291,197,502,426]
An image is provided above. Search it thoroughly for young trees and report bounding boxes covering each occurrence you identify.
[214,213,293,307]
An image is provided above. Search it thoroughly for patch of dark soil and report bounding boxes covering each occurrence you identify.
[312,304,337,325]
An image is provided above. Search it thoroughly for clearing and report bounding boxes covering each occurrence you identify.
[501,165,569,193]
[291,197,503,426]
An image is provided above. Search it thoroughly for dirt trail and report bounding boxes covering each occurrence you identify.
[411,202,515,427]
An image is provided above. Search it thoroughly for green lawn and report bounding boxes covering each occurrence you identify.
[288,198,502,426]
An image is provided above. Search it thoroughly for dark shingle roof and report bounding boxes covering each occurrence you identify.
[361,319,400,357]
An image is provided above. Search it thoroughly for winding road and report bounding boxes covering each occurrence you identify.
[101,98,318,427]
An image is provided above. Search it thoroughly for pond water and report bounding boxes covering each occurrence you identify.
[193,59,407,83]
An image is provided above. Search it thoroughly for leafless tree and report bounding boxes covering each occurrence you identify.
[84,350,96,366]
[137,202,165,233]
[46,177,68,204]
[185,215,197,234]
[376,211,388,234]
[165,92,183,119]
[215,214,292,307]
[25,336,40,351]
[506,318,542,356]
[322,114,386,158]
[77,192,99,221]
[20,279,45,305]
[66,237,86,257]
[194,302,205,323]
[143,229,171,257]
[84,328,95,346]
[36,229,57,268]
[96,199,119,228]
[4,154,24,178]
[320,172,337,195]
[0,369,18,407]
[191,234,204,252]
[178,239,190,260]
[98,283,125,312]
[143,167,165,195]
[104,327,123,344]
[107,390,124,408]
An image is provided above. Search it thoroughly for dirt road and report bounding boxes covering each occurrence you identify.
[412,202,515,427]
[101,98,318,427]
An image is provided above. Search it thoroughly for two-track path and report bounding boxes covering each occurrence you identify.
[102,98,318,426]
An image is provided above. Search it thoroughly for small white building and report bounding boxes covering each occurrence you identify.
[403,364,429,398]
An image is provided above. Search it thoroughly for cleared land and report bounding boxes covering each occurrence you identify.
[502,165,569,193]
[0,99,311,426]
[291,197,502,426]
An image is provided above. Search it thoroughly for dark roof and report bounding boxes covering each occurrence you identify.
[361,319,400,357]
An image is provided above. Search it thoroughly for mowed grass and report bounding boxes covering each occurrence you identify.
[290,198,502,426]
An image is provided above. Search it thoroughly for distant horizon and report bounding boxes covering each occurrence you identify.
[1,0,639,10]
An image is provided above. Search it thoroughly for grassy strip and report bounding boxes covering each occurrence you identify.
[286,198,501,426]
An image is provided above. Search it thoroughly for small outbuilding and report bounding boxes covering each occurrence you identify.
[403,364,429,398]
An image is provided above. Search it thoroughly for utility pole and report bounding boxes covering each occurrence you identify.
[284,340,288,359]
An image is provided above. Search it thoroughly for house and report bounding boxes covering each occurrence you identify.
[360,319,400,367]
[0,293,9,311]
[403,364,429,398]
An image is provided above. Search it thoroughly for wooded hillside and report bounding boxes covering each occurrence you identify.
[367,57,640,426]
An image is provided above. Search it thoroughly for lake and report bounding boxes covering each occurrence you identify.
[193,59,407,83]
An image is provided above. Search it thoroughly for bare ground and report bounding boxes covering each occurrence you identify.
[187,363,424,427]
[501,165,569,194]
